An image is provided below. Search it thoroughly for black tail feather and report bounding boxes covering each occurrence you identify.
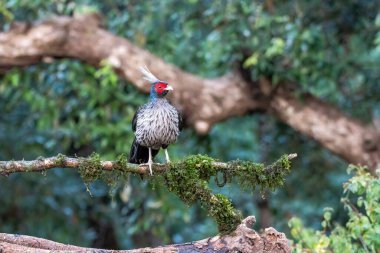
[129,138,159,164]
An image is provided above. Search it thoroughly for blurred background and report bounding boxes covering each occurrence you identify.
[0,0,379,250]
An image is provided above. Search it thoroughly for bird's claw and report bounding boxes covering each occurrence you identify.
[140,162,153,175]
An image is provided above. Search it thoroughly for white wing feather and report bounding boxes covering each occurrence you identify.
[139,65,160,83]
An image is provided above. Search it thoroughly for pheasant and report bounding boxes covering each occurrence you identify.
[129,66,182,175]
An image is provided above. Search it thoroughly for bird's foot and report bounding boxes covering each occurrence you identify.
[148,147,153,175]
[148,160,153,175]
[141,161,153,175]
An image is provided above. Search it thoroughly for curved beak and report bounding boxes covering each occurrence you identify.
[164,85,174,91]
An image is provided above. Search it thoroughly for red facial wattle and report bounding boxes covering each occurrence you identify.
[155,82,167,93]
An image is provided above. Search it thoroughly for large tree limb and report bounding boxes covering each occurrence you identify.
[0,217,290,253]
[0,14,261,134]
[269,85,380,169]
[0,14,379,169]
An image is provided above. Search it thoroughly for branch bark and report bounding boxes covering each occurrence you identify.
[0,14,379,169]
[0,216,290,253]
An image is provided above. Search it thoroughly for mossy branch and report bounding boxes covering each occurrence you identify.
[0,153,296,177]
[0,153,296,233]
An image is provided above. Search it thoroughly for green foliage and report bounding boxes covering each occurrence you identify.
[289,166,380,252]
[0,1,14,22]
[241,3,380,121]
[0,60,141,158]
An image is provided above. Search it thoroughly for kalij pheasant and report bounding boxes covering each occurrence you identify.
[129,66,182,175]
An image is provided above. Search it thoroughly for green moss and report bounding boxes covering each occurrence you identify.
[114,154,132,175]
[225,154,292,191]
[261,154,291,189]
[78,153,129,193]
[164,159,200,205]
[159,154,242,234]
[78,152,103,184]
[184,154,216,180]
[210,194,242,233]
[56,153,66,166]
[226,160,265,190]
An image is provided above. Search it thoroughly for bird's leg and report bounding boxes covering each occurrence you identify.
[148,147,153,175]
[164,148,171,163]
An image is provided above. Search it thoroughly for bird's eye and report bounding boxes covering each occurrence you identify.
[158,86,162,89]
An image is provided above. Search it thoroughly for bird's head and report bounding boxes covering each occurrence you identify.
[150,81,173,98]
[140,66,173,100]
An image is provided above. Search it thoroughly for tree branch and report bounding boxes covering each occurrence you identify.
[0,216,291,253]
[0,153,297,177]
[269,85,380,169]
[0,14,378,168]
[0,14,262,134]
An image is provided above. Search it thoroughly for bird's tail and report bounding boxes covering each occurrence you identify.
[129,138,159,164]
